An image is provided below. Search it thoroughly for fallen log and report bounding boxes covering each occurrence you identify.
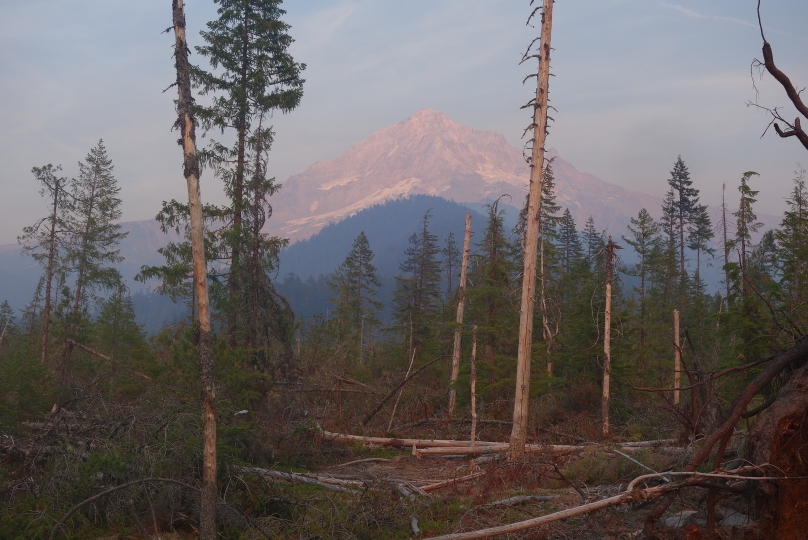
[322,429,684,454]
[415,444,686,458]
[66,339,152,381]
[334,457,391,468]
[416,444,592,457]
[481,495,558,508]
[420,472,486,492]
[321,430,502,448]
[425,468,758,540]
[235,467,355,494]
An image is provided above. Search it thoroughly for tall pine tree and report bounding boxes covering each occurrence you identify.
[328,231,382,360]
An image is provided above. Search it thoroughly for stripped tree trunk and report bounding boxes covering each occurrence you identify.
[510,0,555,461]
[673,309,681,406]
[41,178,61,364]
[470,326,478,445]
[172,2,217,538]
[602,237,616,438]
[448,213,472,415]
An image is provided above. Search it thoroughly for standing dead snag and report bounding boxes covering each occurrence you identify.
[601,236,620,438]
[510,0,555,462]
[470,326,479,445]
[448,214,472,416]
[673,309,681,406]
[170,1,217,538]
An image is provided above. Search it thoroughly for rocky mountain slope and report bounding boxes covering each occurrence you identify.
[268,108,662,241]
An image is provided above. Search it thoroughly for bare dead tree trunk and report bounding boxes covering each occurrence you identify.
[0,319,9,348]
[41,178,61,364]
[448,213,472,415]
[602,236,617,438]
[172,2,217,538]
[509,0,555,462]
[673,309,681,406]
[539,205,558,375]
[470,326,478,446]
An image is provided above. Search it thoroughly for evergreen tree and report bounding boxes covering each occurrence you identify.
[657,186,682,303]
[668,156,700,275]
[62,141,127,360]
[93,285,147,362]
[18,164,68,362]
[622,208,660,353]
[328,231,382,358]
[732,171,762,299]
[192,0,304,272]
[442,232,461,302]
[582,216,604,264]
[393,211,443,351]
[467,201,517,380]
[537,162,562,372]
[775,167,808,326]
[687,203,715,279]
[723,171,767,359]
[557,209,583,275]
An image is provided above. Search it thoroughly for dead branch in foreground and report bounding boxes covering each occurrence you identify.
[425,468,762,539]
[66,339,153,381]
[234,466,356,493]
[361,355,447,426]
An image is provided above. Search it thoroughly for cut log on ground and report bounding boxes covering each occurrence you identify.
[480,495,558,508]
[420,472,487,492]
[235,466,355,493]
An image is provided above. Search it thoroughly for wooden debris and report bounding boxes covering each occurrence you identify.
[420,472,486,493]
[235,466,355,493]
[334,457,390,468]
[481,495,558,508]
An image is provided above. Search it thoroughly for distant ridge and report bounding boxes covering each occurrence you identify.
[268,108,662,241]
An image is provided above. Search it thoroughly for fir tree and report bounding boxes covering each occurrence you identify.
[582,216,603,264]
[467,201,517,379]
[668,156,700,275]
[775,167,808,325]
[328,231,382,358]
[687,203,715,279]
[622,208,660,353]
[557,209,583,275]
[62,141,127,362]
[191,0,305,341]
[393,211,443,352]
[538,161,562,372]
[733,171,762,299]
[193,0,304,255]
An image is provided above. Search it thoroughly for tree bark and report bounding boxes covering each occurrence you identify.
[470,326,478,445]
[510,0,555,461]
[448,213,471,415]
[750,364,808,537]
[172,2,217,539]
[673,309,681,406]
[41,178,60,364]
[602,237,616,438]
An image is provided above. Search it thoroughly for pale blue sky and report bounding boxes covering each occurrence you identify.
[1,0,807,243]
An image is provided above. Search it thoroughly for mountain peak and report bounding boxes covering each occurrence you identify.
[268,110,661,242]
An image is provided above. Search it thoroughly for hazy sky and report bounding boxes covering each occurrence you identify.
[1,0,807,244]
